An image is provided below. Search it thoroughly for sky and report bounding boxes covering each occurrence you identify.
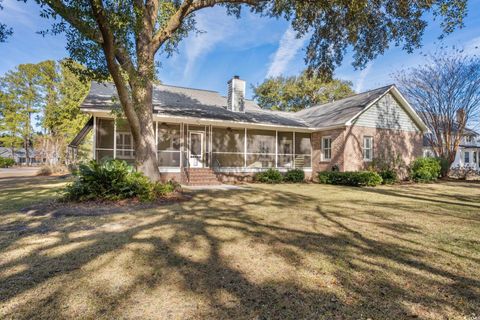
[1,0,479,100]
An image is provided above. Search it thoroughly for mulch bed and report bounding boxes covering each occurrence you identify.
[19,191,191,218]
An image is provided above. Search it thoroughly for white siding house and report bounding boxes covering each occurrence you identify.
[423,133,480,170]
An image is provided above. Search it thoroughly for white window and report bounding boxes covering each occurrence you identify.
[466,136,473,143]
[321,137,332,161]
[464,151,470,164]
[473,151,478,164]
[363,136,373,161]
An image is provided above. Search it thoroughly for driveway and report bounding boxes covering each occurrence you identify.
[0,167,40,178]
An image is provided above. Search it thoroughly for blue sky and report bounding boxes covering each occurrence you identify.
[1,0,479,100]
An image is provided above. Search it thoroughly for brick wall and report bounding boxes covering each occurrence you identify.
[312,129,345,173]
[343,126,423,176]
[312,126,423,178]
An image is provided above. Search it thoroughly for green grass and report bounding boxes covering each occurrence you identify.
[0,177,479,319]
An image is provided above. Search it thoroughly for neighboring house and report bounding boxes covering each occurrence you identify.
[70,77,428,184]
[423,129,480,170]
[0,147,44,165]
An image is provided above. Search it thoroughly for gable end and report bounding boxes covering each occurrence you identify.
[351,93,420,132]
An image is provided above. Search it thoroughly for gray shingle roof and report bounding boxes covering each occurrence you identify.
[82,82,308,127]
[295,85,392,128]
[81,82,395,129]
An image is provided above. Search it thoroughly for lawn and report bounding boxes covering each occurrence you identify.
[0,177,479,319]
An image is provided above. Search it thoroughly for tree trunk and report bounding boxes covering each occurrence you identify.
[25,111,31,166]
[89,1,161,181]
[130,81,161,181]
[25,138,30,166]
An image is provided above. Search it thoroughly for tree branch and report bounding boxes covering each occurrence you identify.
[89,0,141,132]
[152,0,259,53]
[44,0,103,43]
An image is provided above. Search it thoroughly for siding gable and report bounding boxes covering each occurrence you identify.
[352,93,420,132]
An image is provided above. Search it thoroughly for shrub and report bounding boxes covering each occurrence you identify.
[37,165,69,176]
[284,169,305,183]
[378,169,397,185]
[63,159,176,202]
[437,157,450,177]
[410,157,441,182]
[369,152,405,183]
[0,157,15,168]
[318,171,383,187]
[153,180,178,196]
[38,166,53,176]
[255,168,283,184]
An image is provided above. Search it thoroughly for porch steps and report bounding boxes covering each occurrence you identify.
[185,168,222,186]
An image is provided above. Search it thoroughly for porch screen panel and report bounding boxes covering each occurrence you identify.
[157,123,180,167]
[212,127,245,167]
[294,132,312,168]
[95,118,114,161]
[277,132,293,168]
[247,129,275,168]
[115,119,135,163]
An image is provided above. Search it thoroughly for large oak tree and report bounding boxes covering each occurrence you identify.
[26,0,467,180]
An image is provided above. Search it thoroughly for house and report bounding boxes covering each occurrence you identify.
[0,147,43,165]
[423,128,480,171]
[70,77,428,184]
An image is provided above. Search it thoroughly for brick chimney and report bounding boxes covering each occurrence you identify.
[227,76,246,112]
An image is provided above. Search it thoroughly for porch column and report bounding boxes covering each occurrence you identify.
[275,130,278,168]
[180,123,184,168]
[210,125,213,168]
[92,115,96,160]
[244,128,247,168]
[293,131,296,168]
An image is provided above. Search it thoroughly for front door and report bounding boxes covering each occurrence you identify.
[189,132,203,168]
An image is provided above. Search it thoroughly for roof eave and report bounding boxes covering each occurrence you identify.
[79,107,313,131]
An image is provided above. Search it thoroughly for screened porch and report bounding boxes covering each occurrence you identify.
[93,117,312,171]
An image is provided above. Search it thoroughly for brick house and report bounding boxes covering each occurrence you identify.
[70,77,427,184]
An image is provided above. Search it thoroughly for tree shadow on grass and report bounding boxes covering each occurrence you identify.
[0,186,479,319]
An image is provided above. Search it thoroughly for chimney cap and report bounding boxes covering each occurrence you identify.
[233,75,240,79]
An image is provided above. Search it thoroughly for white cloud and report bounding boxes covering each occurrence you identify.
[181,8,281,81]
[355,62,374,93]
[182,18,228,78]
[266,26,307,78]
[1,0,35,29]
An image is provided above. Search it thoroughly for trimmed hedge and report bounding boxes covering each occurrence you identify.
[318,171,383,187]
[410,157,441,182]
[284,169,305,183]
[254,168,283,184]
[0,157,15,168]
[378,169,397,185]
